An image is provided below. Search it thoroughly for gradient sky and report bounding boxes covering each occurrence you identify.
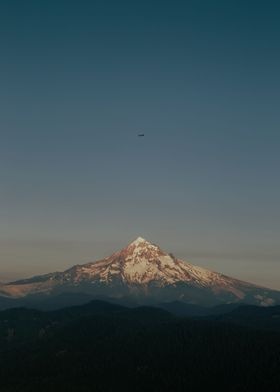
[0,0,280,289]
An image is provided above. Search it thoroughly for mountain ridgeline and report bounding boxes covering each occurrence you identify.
[0,237,279,309]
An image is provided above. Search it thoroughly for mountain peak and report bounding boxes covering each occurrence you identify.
[124,237,162,256]
[130,237,151,246]
[1,237,280,307]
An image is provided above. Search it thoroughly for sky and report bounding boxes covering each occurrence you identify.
[0,0,280,289]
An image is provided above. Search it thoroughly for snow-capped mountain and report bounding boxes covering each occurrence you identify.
[1,237,279,306]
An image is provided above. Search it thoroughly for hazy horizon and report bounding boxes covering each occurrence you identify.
[1,1,280,290]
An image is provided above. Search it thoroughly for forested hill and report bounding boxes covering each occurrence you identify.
[0,301,280,392]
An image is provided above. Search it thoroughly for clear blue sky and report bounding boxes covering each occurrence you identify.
[0,0,279,289]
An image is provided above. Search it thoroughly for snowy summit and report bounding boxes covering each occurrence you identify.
[0,237,279,306]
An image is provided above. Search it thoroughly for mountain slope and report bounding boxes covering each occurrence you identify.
[1,237,279,306]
